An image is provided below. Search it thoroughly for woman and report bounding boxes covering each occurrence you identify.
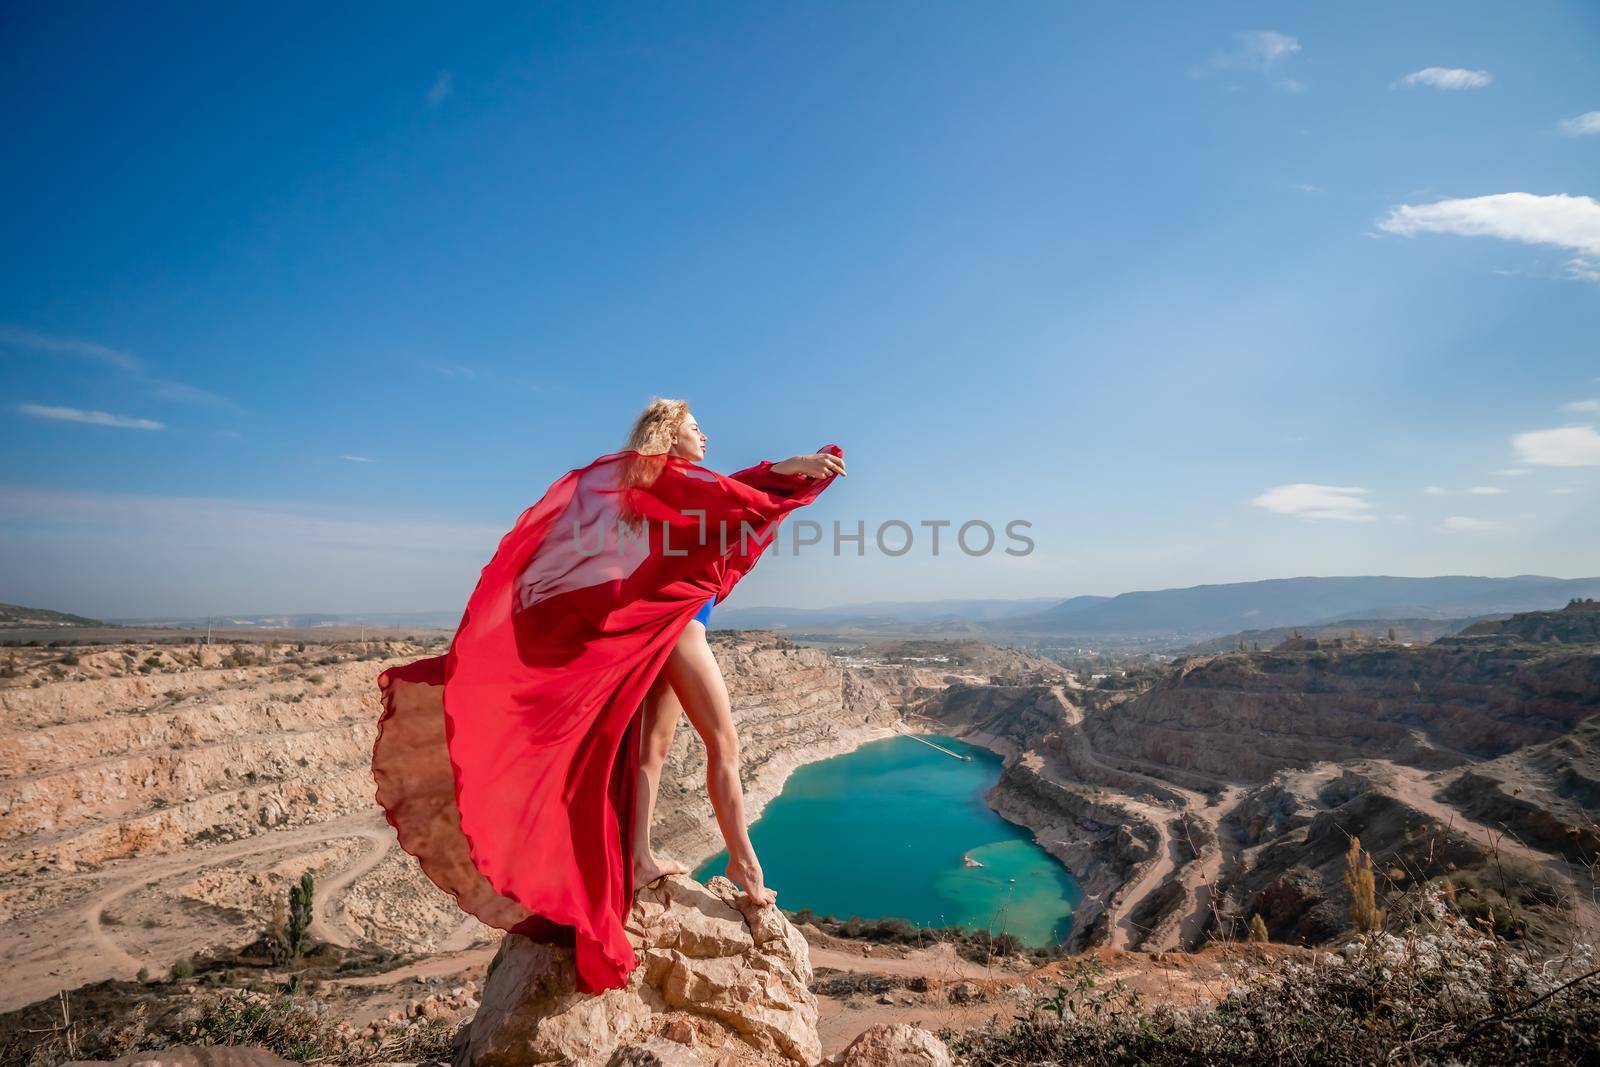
[371,397,844,994]
[626,401,845,907]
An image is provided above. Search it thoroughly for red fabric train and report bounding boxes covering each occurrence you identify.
[371,445,843,992]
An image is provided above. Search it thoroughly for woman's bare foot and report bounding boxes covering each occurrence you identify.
[633,852,690,886]
[726,854,776,907]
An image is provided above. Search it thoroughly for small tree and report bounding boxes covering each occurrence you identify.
[1344,836,1384,933]
[1247,914,1270,943]
[287,872,314,957]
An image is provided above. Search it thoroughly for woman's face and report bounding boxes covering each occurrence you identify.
[670,411,707,461]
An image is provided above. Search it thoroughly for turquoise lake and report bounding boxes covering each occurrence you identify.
[692,734,1081,946]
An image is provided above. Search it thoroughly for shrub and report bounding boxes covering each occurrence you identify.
[950,884,1599,1066]
[182,989,330,1060]
[1344,835,1384,934]
[168,958,194,981]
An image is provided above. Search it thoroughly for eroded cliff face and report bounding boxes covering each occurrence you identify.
[1091,642,1600,779]
[1,632,1027,1009]
[916,635,1600,956]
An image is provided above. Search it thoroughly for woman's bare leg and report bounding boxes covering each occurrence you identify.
[663,620,776,906]
[632,666,691,885]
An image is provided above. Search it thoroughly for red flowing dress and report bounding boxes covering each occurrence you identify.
[371,445,843,993]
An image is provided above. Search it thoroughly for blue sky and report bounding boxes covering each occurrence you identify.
[2,3,1598,618]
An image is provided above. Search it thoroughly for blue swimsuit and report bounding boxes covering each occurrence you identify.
[692,597,715,627]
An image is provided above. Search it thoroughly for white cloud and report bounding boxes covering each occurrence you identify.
[1440,515,1501,532]
[1195,30,1304,92]
[1562,399,1600,413]
[1424,486,1447,495]
[1551,487,1576,495]
[1252,483,1375,522]
[1393,67,1492,90]
[1558,111,1600,137]
[1512,425,1600,467]
[1241,31,1300,64]
[1571,259,1600,283]
[427,71,454,108]
[16,403,164,430]
[1376,192,1600,283]
[340,454,375,464]
[1495,468,1528,477]
[0,325,140,371]
[1467,486,1505,495]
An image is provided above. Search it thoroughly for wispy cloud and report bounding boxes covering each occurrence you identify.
[1376,192,1600,283]
[434,363,478,380]
[1252,483,1375,522]
[0,324,237,413]
[1193,30,1305,93]
[1467,486,1505,495]
[16,403,164,431]
[148,380,241,411]
[0,325,140,371]
[1562,399,1600,414]
[1423,486,1447,495]
[1557,111,1600,137]
[340,454,375,464]
[1440,515,1501,532]
[1392,67,1492,90]
[426,71,454,109]
[1512,425,1600,467]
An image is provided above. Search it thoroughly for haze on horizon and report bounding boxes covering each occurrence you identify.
[3,4,1598,620]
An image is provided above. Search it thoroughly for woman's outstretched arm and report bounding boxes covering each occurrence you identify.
[770,452,847,479]
[728,449,846,493]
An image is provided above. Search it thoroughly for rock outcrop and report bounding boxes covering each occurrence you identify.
[462,874,819,1066]
[823,1023,951,1067]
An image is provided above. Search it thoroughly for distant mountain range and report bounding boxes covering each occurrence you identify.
[105,611,463,631]
[16,575,1600,645]
[720,576,1600,643]
[712,598,1067,634]
[0,603,105,629]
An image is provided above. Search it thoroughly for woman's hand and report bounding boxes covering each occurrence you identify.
[771,452,847,479]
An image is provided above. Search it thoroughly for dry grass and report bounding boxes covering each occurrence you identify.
[949,884,1598,1065]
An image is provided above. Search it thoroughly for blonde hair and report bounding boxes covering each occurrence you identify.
[618,397,690,526]
[623,397,690,455]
